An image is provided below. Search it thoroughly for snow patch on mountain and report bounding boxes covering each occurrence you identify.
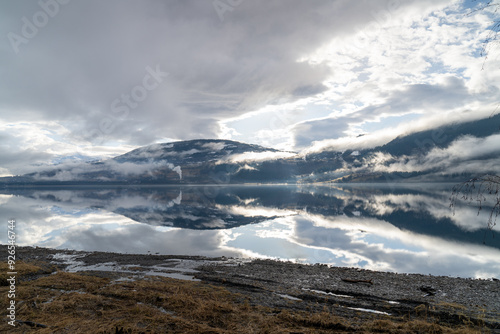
[224,151,297,163]
[201,142,226,151]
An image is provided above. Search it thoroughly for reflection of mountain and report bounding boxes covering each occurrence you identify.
[2,185,498,249]
[111,188,287,230]
[1,115,499,186]
[0,187,289,230]
[297,185,500,249]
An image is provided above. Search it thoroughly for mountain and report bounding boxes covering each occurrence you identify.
[297,113,500,183]
[378,115,500,157]
[1,115,499,185]
[114,139,280,165]
[0,139,301,185]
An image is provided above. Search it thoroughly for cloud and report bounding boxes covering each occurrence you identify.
[1,0,499,181]
[3,0,481,168]
[224,151,297,163]
[302,105,495,154]
[105,160,182,179]
[293,77,473,149]
[1,0,412,144]
[293,116,352,148]
[286,1,500,150]
[31,159,182,181]
[364,133,500,175]
[201,142,227,151]
[0,121,137,176]
[425,133,500,162]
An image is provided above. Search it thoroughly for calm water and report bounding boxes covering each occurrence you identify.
[1,184,499,278]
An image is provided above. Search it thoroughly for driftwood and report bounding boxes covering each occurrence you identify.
[341,278,373,285]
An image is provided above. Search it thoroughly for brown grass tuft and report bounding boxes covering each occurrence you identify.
[0,262,492,333]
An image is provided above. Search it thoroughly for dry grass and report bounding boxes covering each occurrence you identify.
[0,260,55,285]
[0,261,491,333]
[436,302,468,311]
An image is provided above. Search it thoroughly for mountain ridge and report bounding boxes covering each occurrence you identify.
[1,114,499,185]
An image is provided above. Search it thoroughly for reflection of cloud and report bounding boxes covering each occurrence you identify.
[347,191,500,233]
[0,194,13,205]
[2,185,499,278]
[58,224,246,258]
[217,204,296,218]
[24,189,183,214]
[226,206,500,277]
[289,214,500,277]
[0,191,244,257]
[305,184,499,234]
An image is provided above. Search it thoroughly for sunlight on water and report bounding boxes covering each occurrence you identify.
[0,184,499,278]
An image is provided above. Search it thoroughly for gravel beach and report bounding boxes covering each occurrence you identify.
[4,245,500,332]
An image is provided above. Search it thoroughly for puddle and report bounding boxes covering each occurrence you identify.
[303,288,353,299]
[275,293,302,301]
[50,253,201,281]
[347,307,391,316]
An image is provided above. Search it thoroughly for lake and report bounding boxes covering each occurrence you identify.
[1,184,499,278]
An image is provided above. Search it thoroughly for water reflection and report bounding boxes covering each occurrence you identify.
[0,184,499,278]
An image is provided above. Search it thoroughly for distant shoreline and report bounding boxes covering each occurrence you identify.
[0,181,460,188]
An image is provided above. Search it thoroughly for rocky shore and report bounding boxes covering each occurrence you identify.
[2,245,500,333]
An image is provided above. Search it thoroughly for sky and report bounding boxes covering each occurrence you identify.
[1,0,500,176]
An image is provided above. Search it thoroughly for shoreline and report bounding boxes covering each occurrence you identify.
[2,245,499,332]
